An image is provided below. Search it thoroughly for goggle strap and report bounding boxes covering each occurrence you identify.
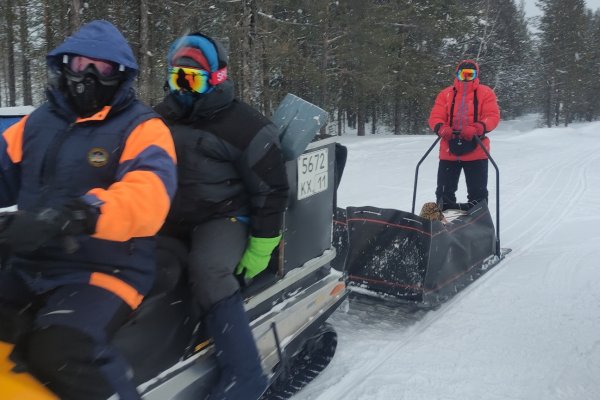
[208,66,228,86]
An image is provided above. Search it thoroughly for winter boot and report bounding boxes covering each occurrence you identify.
[205,291,268,400]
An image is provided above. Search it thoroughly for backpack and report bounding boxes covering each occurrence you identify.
[448,88,479,156]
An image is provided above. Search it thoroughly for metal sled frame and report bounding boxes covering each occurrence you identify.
[343,135,510,307]
[412,135,501,257]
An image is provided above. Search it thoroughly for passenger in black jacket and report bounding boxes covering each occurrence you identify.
[155,33,289,400]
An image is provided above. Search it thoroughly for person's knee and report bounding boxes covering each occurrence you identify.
[189,258,240,310]
[28,325,90,376]
[192,276,239,312]
[27,325,113,398]
[0,304,30,343]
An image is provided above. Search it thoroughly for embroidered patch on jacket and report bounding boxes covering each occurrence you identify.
[88,147,109,167]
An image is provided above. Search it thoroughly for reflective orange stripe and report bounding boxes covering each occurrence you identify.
[121,118,177,162]
[2,116,28,163]
[76,106,112,123]
[329,282,346,297]
[89,272,144,309]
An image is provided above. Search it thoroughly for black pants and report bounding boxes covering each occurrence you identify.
[0,269,140,400]
[435,159,489,207]
[188,218,249,313]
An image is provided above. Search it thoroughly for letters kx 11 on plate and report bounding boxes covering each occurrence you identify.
[297,147,328,200]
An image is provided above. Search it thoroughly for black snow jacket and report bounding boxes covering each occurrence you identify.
[155,81,289,238]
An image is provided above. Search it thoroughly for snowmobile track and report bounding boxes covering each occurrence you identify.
[301,248,511,400]
[313,295,466,400]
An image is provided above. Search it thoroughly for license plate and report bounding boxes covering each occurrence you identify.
[297,148,328,200]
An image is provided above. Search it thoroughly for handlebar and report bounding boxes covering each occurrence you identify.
[0,211,80,254]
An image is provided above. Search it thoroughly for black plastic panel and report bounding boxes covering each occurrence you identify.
[282,141,336,274]
[344,202,496,304]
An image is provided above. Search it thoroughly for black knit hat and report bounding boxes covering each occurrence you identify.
[457,60,479,72]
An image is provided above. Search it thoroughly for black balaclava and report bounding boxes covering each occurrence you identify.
[63,62,122,118]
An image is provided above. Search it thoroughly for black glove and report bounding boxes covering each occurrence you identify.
[0,200,98,254]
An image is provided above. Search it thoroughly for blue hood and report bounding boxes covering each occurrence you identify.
[46,20,138,117]
[47,20,138,70]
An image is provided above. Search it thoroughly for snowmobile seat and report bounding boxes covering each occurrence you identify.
[112,236,194,385]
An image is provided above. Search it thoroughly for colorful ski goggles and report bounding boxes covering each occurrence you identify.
[457,68,477,82]
[168,67,211,94]
[168,65,228,94]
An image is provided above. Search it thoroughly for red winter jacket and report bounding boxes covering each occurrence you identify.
[428,61,500,161]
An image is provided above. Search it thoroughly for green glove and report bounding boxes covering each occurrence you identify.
[236,235,282,279]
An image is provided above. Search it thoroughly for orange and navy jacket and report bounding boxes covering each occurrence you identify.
[0,103,177,307]
[428,61,500,161]
[0,21,177,308]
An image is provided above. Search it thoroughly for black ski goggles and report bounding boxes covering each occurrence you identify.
[62,54,124,85]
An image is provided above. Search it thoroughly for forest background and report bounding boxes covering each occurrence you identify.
[0,0,598,135]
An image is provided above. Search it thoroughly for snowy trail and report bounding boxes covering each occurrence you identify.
[292,117,600,400]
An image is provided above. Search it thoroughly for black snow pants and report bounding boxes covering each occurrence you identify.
[0,268,140,400]
[435,159,489,208]
[188,217,249,313]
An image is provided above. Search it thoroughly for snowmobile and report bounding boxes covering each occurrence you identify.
[333,135,511,308]
[0,94,348,400]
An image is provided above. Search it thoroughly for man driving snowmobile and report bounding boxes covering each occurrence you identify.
[0,20,177,400]
[155,32,289,400]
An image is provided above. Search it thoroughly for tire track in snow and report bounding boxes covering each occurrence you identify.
[307,294,470,400]
[502,146,597,254]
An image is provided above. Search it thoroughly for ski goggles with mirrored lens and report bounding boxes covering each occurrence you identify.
[457,68,477,81]
[168,67,211,94]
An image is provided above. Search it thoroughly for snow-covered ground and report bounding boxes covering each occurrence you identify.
[292,114,600,400]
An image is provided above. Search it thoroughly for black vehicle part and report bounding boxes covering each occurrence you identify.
[282,140,336,276]
[331,207,348,272]
[261,322,338,400]
[333,143,348,209]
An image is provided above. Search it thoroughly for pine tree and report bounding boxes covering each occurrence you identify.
[579,10,600,121]
[537,0,588,127]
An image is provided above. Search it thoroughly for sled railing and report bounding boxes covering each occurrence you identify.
[474,135,501,257]
[411,136,440,215]
[411,135,501,257]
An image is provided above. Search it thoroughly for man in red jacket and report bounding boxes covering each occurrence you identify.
[428,60,500,210]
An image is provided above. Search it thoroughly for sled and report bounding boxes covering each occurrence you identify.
[334,135,511,308]
[0,95,347,400]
